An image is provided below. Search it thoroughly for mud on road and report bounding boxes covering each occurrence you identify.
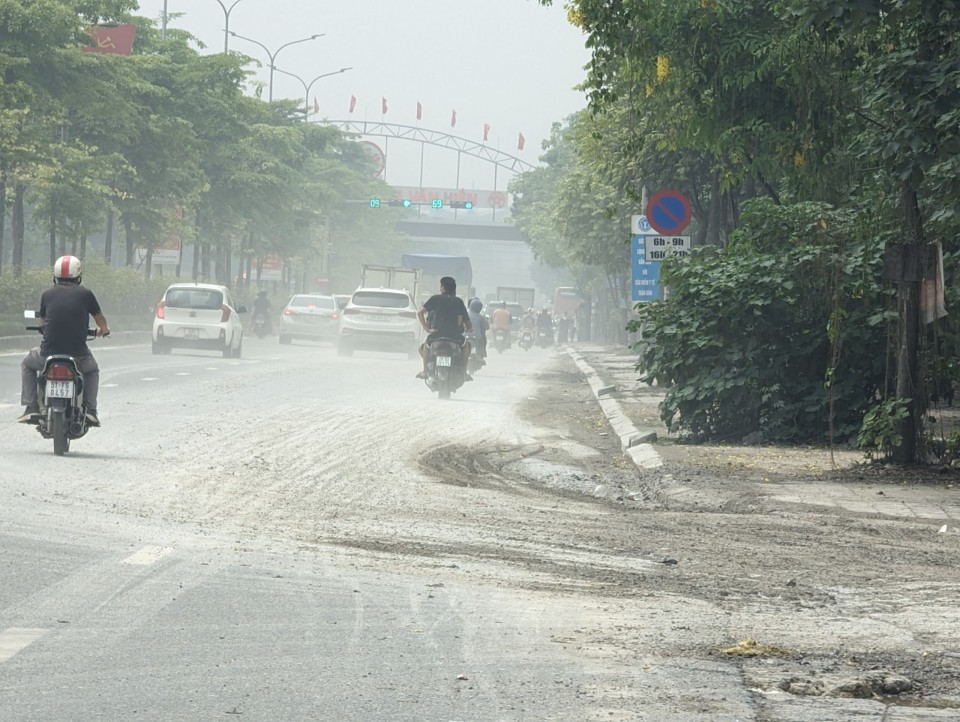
[418,353,960,713]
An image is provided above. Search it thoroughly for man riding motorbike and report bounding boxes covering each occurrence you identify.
[18,256,110,426]
[490,301,512,349]
[416,276,473,380]
[467,298,489,366]
[251,290,273,334]
[537,307,554,346]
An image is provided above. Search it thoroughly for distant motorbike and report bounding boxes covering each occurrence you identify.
[493,328,509,353]
[24,311,100,456]
[252,312,270,338]
[467,335,484,374]
[519,328,534,351]
[424,338,467,400]
[537,326,553,348]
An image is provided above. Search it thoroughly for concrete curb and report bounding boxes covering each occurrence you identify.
[566,347,664,470]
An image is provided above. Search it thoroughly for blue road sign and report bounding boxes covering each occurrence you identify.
[631,234,661,302]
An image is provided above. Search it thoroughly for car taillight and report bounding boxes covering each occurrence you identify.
[283,308,295,316]
[156,301,166,319]
[47,364,75,380]
[343,308,362,315]
[329,312,339,320]
[221,304,231,322]
[399,311,417,318]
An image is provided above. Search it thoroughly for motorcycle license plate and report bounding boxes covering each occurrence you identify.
[184,328,200,340]
[436,356,453,367]
[46,380,74,398]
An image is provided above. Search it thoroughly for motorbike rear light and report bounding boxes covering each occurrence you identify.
[220,304,231,322]
[47,364,75,380]
[156,301,166,319]
[343,308,362,315]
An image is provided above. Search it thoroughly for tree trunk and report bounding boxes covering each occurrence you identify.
[224,243,232,289]
[0,171,6,276]
[104,207,114,266]
[893,182,925,464]
[79,228,87,259]
[124,216,135,267]
[145,246,153,280]
[201,243,211,279]
[706,170,722,246]
[49,207,57,265]
[12,180,25,276]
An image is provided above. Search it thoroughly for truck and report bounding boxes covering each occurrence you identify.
[495,286,535,314]
[359,264,421,301]
[401,254,473,306]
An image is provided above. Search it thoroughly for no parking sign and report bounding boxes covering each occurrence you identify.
[645,189,692,235]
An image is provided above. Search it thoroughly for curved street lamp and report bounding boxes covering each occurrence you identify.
[229,31,325,102]
[272,66,353,121]
[211,0,246,53]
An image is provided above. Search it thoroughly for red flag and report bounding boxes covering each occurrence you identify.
[416,101,422,120]
[381,97,388,115]
[84,24,136,55]
[517,132,525,151]
[450,109,457,128]
[314,96,320,114]
[349,95,357,113]
[483,123,491,142]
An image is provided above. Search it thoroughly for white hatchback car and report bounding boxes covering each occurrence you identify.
[337,287,421,357]
[152,283,247,357]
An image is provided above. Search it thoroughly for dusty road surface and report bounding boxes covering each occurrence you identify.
[1,339,959,721]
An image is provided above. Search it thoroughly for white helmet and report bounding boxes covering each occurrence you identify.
[53,255,82,283]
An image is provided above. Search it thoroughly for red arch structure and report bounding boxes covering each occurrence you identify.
[315,119,535,175]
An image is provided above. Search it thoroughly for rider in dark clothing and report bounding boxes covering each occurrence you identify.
[252,290,272,333]
[19,255,110,425]
[416,276,473,380]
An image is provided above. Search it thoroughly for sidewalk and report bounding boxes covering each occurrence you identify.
[569,344,960,528]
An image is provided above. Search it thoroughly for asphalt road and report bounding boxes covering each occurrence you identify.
[0,338,641,721]
[2,338,959,721]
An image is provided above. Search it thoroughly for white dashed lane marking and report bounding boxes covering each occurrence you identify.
[139,377,159,382]
[0,628,48,663]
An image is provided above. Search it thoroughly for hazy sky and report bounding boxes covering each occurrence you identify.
[135,0,590,190]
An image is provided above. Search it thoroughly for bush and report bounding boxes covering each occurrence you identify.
[0,260,171,335]
[630,199,892,444]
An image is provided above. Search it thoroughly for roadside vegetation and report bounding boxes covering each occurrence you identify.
[515,0,960,462]
[0,0,405,329]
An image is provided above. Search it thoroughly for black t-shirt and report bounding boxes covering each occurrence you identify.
[39,283,101,357]
[423,293,468,338]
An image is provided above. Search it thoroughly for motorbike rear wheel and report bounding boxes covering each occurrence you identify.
[51,409,69,456]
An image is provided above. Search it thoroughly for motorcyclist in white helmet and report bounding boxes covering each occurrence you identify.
[18,256,110,426]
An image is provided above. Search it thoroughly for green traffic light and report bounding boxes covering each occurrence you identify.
[464,201,473,209]
[402,199,412,208]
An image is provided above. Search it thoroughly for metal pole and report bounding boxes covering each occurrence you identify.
[229,32,324,102]
[492,162,499,223]
[162,0,168,40]
[418,142,425,217]
[454,151,461,220]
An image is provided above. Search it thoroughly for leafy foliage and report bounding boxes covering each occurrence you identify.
[630,200,892,443]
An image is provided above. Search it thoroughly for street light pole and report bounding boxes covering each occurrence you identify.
[212,0,246,53]
[272,66,353,121]
[228,32,325,102]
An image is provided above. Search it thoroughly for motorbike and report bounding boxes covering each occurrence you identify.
[252,312,270,338]
[24,311,99,456]
[467,335,484,374]
[537,326,554,348]
[424,338,467,400]
[493,327,509,353]
[519,328,534,351]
